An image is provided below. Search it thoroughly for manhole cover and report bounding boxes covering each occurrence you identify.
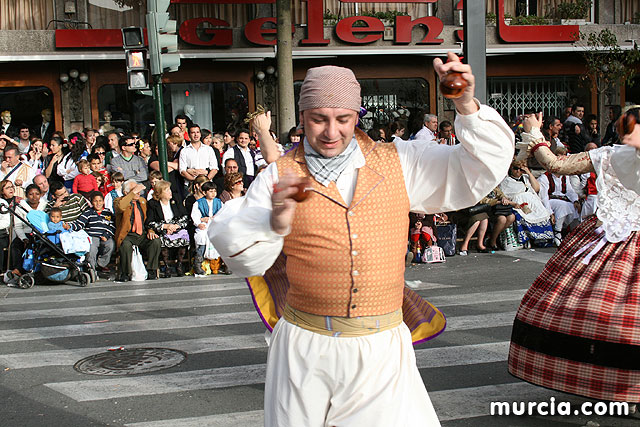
[74,348,187,376]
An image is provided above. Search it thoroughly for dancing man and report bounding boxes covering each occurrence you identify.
[210,53,514,426]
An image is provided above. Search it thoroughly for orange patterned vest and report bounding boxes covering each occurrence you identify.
[276,129,410,317]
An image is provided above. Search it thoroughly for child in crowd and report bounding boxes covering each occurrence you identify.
[47,207,69,245]
[68,191,115,274]
[88,153,112,195]
[146,170,163,200]
[191,181,222,276]
[104,171,124,214]
[73,159,98,199]
[409,213,437,262]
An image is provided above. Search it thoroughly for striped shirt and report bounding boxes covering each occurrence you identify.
[69,208,115,238]
[46,193,90,222]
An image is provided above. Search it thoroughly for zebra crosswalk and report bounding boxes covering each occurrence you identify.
[0,256,636,426]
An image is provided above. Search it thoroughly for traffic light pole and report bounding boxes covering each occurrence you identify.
[152,74,169,181]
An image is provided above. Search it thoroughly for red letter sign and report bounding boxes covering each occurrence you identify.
[180,18,232,46]
[395,16,443,44]
[335,16,384,44]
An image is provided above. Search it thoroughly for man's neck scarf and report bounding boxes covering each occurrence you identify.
[303,136,361,187]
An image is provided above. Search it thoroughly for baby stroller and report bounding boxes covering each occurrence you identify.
[1,203,97,289]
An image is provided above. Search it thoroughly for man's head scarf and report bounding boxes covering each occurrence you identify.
[298,66,361,112]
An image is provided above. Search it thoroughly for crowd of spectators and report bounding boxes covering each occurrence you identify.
[0,102,623,281]
[0,114,280,282]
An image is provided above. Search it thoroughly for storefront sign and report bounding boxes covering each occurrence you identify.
[55,0,579,49]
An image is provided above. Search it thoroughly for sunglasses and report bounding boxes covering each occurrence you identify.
[95,151,106,155]
[234,181,243,185]
[123,142,136,147]
[511,167,525,172]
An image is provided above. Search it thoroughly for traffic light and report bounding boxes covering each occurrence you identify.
[122,27,150,90]
[146,0,180,75]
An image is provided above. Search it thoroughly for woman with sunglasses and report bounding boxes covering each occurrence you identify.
[499,160,553,248]
[508,108,640,410]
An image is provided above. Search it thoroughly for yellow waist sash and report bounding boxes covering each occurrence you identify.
[283,303,402,337]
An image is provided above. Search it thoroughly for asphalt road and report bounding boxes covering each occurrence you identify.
[0,248,637,426]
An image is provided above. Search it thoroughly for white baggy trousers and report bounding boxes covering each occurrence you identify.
[264,318,441,427]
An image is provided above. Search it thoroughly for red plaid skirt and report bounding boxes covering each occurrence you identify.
[508,216,640,402]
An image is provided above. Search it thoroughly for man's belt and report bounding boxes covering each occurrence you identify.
[282,303,402,337]
[549,195,571,203]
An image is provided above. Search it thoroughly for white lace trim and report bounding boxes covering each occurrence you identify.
[593,147,640,243]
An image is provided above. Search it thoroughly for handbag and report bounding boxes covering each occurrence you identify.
[436,223,457,257]
[421,246,446,263]
[467,203,491,215]
[131,245,148,281]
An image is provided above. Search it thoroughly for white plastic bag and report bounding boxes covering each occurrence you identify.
[204,238,220,260]
[131,245,148,281]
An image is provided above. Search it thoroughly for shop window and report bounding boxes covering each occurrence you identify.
[293,78,429,133]
[487,76,589,122]
[0,86,54,137]
[97,82,248,138]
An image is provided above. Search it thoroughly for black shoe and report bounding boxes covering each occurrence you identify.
[147,270,158,280]
[116,274,130,283]
[160,267,171,279]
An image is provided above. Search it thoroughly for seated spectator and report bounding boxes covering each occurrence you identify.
[114,179,161,282]
[73,159,98,199]
[46,180,90,222]
[408,213,437,261]
[88,153,112,195]
[47,207,69,246]
[105,172,124,214]
[146,170,163,200]
[146,180,190,278]
[538,169,580,247]
[34,174,50,202]
[0,194,10,273]
[452,206,489,256]
[15,184,46,246]
[1,179,26,272]
[480,187,517,250]
[0,144,35,198]
[110,135,148,184]
[69,191,115,275]
[104,131,121,168]
[219,171,244,203]
[499,160,554,247]
[190,181,222,276]
[149,134,184,203]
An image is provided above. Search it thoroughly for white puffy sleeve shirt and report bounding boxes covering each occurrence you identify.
[210,103,515,277]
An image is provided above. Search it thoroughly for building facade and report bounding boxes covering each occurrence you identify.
[0,0,638,138]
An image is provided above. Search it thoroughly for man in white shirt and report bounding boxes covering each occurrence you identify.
[413,113,438,142]
[179,124,218,182]
[210,53,514,427]
[221,129,258,187]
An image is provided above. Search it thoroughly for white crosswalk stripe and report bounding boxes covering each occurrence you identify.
[3,263,612,427]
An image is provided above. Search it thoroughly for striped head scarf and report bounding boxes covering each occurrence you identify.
[299,66,362,185]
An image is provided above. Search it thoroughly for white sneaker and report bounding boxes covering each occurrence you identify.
[459,250,468,256]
